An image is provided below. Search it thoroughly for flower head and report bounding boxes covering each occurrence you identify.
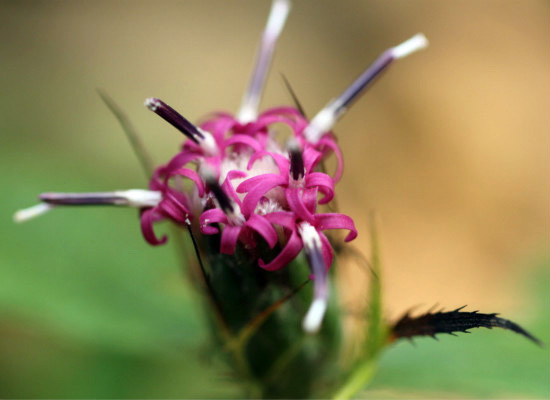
[14,0,428,334]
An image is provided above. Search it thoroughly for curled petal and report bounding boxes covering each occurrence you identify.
[140,208,167,246]
[222,170,248,206]
[199,208,227,235]
[315,213,358,242]
[302,147,322,173]
[173,167,205,197]
[220,225,242,254]
[263,211,296,230]
[237,173,285,194]
[246,214,278,248]
[319,232,334,270]
[247,150,289,175]
[225,134,263,152]
[239,175,287,217]
[286,187,315,222]
[164,152,201,174]
[305,172,334,204]
[317,136,344,182]
[259,230,303,271]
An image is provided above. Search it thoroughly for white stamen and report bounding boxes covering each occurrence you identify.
[14,203,54,223]
[303,103,340,144]
[391,33,429,59]
[265,0,291,38]
[116,189,162,207]
[237,0,291,123]
[197,128,219,157]
[144,97,160,111]
[302,298,328,334]
[299,221,323,250]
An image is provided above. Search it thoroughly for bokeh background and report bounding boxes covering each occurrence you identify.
[1,0,548,398]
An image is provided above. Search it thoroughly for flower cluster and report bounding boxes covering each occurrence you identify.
[14,0,427,333]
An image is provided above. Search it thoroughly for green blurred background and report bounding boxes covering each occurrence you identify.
[1,0,548,398]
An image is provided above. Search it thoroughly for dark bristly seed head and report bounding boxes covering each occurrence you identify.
[205,178,234,214]
[39,192,126,206]
[145,98,204,143]
[288,141,305,181]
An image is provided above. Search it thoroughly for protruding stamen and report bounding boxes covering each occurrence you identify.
[14,203,54,223]
[304,33,429,143]
[205,175,245,225]
[288,139,305,183]
[299,222,329,334]
[237,0,291,123]
[38,190,162,208]
[145,98,205,143]
[14,190,162,223]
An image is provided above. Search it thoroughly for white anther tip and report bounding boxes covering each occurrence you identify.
[13,203,53,223]
[144,97,159,111]
[302,298,328,334]
[392,33,429,59]
[266,0,291,37]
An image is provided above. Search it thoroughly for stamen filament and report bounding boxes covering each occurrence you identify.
[14,190,162,223]
[299,222,329,334]
[13,203,54,223]
[237,0,291,123]
[304,33,428,143]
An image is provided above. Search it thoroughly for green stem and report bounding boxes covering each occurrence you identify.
[333,357,378,400]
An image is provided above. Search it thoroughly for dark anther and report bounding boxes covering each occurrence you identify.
[145,98,204,143]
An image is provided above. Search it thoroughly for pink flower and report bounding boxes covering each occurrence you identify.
[14,0,428,333]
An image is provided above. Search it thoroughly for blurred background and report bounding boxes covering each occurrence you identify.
[1,0,548,398]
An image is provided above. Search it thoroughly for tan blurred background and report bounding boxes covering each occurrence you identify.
[1,0,547,334]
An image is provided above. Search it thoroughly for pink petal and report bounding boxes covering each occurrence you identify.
[199,208,227,235]
[263,211,296,230]
[317,136,344,182]
[302,147,322,173]
[222,170,247,206]
[173,167,205,197]
[247,151,289,175]
[220,225,242,254]
[315,213,358,242]
[239,175,287,217]
[305,172,334,204]
[140,208,167,246]
[319,232,334,270]
[225,134,263,152]
[246,214,278,248]
[286,187,315,222]
[236,173,285,194]
[259,230,303,271]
